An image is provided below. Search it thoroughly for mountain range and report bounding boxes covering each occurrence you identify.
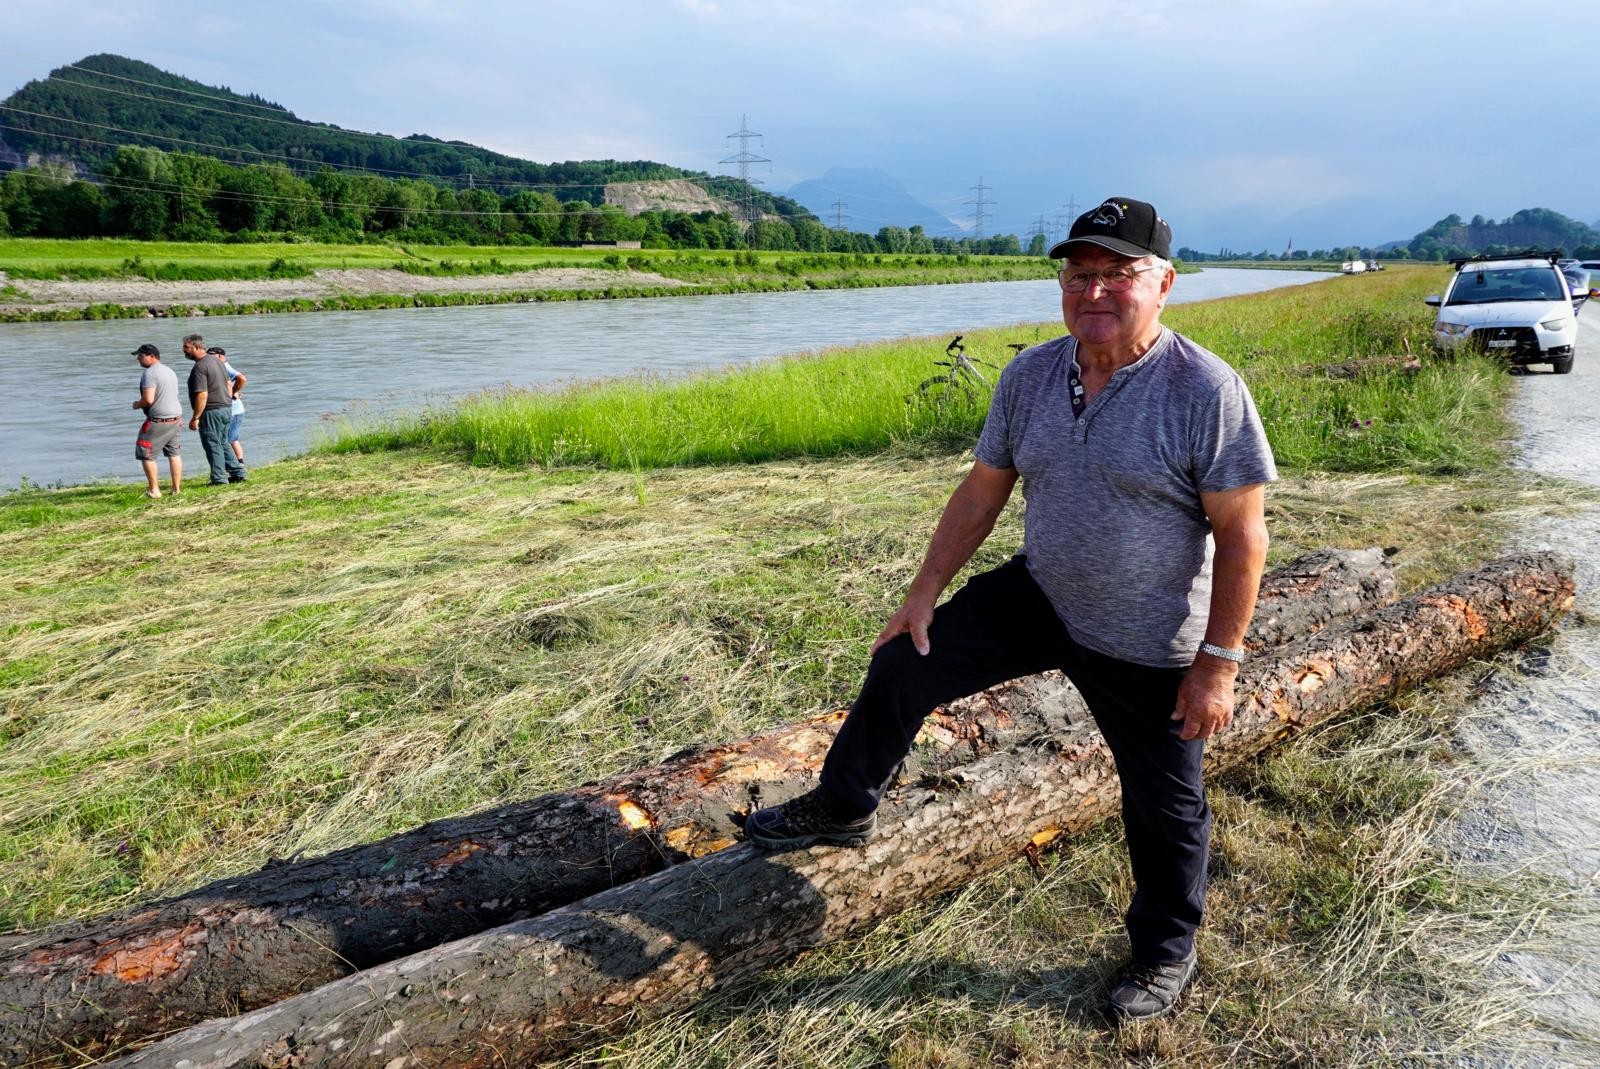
[786,167,966,239]
[0,54,812,219]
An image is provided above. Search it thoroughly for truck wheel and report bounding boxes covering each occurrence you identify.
[1550,353,1574,374]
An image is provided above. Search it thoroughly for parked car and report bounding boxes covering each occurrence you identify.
[1426,253,1578,374]
[1557,259,1592,315]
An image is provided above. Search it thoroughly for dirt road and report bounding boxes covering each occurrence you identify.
[1453,311,1600,1067]
[0,266,689,314]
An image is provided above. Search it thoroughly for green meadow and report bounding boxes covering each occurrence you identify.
[3,264,1586,1066]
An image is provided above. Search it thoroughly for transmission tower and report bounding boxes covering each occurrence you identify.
[719,114,771,232]
[1029,213,1049,251]
[832,199,849,231]
[966,177,996,243]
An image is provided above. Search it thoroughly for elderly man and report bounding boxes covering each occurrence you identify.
[183,334,246,486]
[132,343,182,498]
[745,197,1275,1021]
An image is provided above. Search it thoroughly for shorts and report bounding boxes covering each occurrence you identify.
[227,412,245,444]
[135,418,182,460]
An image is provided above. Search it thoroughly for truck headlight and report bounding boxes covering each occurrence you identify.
[1540,317,1571,331]
[1436,322,1470,336]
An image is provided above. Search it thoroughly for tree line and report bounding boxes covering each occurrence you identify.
[1178,208,1600,263]
[0,146,1027,254]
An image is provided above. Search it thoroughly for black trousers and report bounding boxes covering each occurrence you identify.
[819,555,1209,965]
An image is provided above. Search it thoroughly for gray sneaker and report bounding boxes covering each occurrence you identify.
[1104,950,1197,1021]
[744,789,877,850]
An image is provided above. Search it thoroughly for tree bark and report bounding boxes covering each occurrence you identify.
[95,552,1573,1069]
[0,549,1394,1064]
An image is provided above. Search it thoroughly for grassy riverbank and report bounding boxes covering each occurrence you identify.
[2,266,1580,1066]
[0,237,1066,322]
[333,266,1490,475]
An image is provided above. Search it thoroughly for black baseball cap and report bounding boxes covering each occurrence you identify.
[1048,197,1172,261]
[132,343,160,356]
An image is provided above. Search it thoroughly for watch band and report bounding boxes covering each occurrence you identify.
[1198,641,1245,664]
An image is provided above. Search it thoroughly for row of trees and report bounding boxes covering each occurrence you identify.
[0,147,1027,254]
[1177,208,1600,263]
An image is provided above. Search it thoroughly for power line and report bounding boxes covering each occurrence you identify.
[0,106,689,195]
[29,73,693,179]
[57,63,304,117]
[2,164,589,219]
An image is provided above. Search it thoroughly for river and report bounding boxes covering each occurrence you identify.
[0,267,1329,490]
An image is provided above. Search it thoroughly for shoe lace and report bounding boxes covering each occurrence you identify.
[780,790,836,833]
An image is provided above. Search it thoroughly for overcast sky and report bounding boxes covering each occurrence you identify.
[5,0,1597,251]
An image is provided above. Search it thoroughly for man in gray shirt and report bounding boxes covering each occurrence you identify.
[132,343,182,498]
[746,197,1275,1022]
[183,334,246,486]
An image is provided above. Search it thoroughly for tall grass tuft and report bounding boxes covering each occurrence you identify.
[333,266,1510,476]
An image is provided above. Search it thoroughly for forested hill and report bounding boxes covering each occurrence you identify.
[1407,208,1600,259]
[0,53,808,216]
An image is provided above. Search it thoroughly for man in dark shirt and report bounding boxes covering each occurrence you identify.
[183,334,246,486]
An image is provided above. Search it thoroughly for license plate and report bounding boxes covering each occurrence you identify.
[1487,339,1516,348]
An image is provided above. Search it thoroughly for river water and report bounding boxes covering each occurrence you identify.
[0,267,1328,490]
[1453,312,1600,1066]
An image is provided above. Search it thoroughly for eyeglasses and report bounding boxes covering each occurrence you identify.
[1058,264,1161,294]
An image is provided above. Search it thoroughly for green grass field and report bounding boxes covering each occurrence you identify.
[2,267,1584,1066]
[0,236,1052,280]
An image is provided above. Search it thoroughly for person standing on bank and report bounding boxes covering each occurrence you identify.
[208,346,248,478]
[132,343,183,498]
[183,334,246,485]
[745,197,1275,1022]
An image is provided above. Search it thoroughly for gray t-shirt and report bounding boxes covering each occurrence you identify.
[974,327,1277,667]
[138,361,181,419]
[187,355,232,417]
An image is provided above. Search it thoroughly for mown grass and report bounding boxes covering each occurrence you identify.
[0,268,1581,1066]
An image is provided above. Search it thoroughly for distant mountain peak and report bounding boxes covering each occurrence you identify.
[787,166,965,237]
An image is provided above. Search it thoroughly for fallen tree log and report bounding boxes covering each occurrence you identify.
[99,552,1573,1069]
[0,548,1394,1065]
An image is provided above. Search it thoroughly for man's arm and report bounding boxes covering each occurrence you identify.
[189,388,207,430]
[872,459,1019,656]
[1173,482,1269,741]
[229,368,246,399]
[134,386,155,411]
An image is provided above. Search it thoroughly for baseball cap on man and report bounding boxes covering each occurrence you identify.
[1048,197,1172,261]
[132,343,160,357]
[206,346,226,356]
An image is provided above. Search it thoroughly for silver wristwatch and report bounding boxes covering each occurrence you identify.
[1198,641,1245,664]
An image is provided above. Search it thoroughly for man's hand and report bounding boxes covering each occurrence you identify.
[1172,658,1237,740]
[188,416,200,430]
[871,595,937,656]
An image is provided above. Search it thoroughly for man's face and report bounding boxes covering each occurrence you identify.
[137,353,156,369]
[182,341,202,361]
[1059,247,1174,353]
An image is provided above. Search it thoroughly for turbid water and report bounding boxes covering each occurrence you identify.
[0,267,1329,490]
[1452,312,1600,1067]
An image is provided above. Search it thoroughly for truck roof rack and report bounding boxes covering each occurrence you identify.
[1449,250,1561,269]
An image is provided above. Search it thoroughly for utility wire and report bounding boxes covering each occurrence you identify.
[0,107,676,193]
[2,165,604,219]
